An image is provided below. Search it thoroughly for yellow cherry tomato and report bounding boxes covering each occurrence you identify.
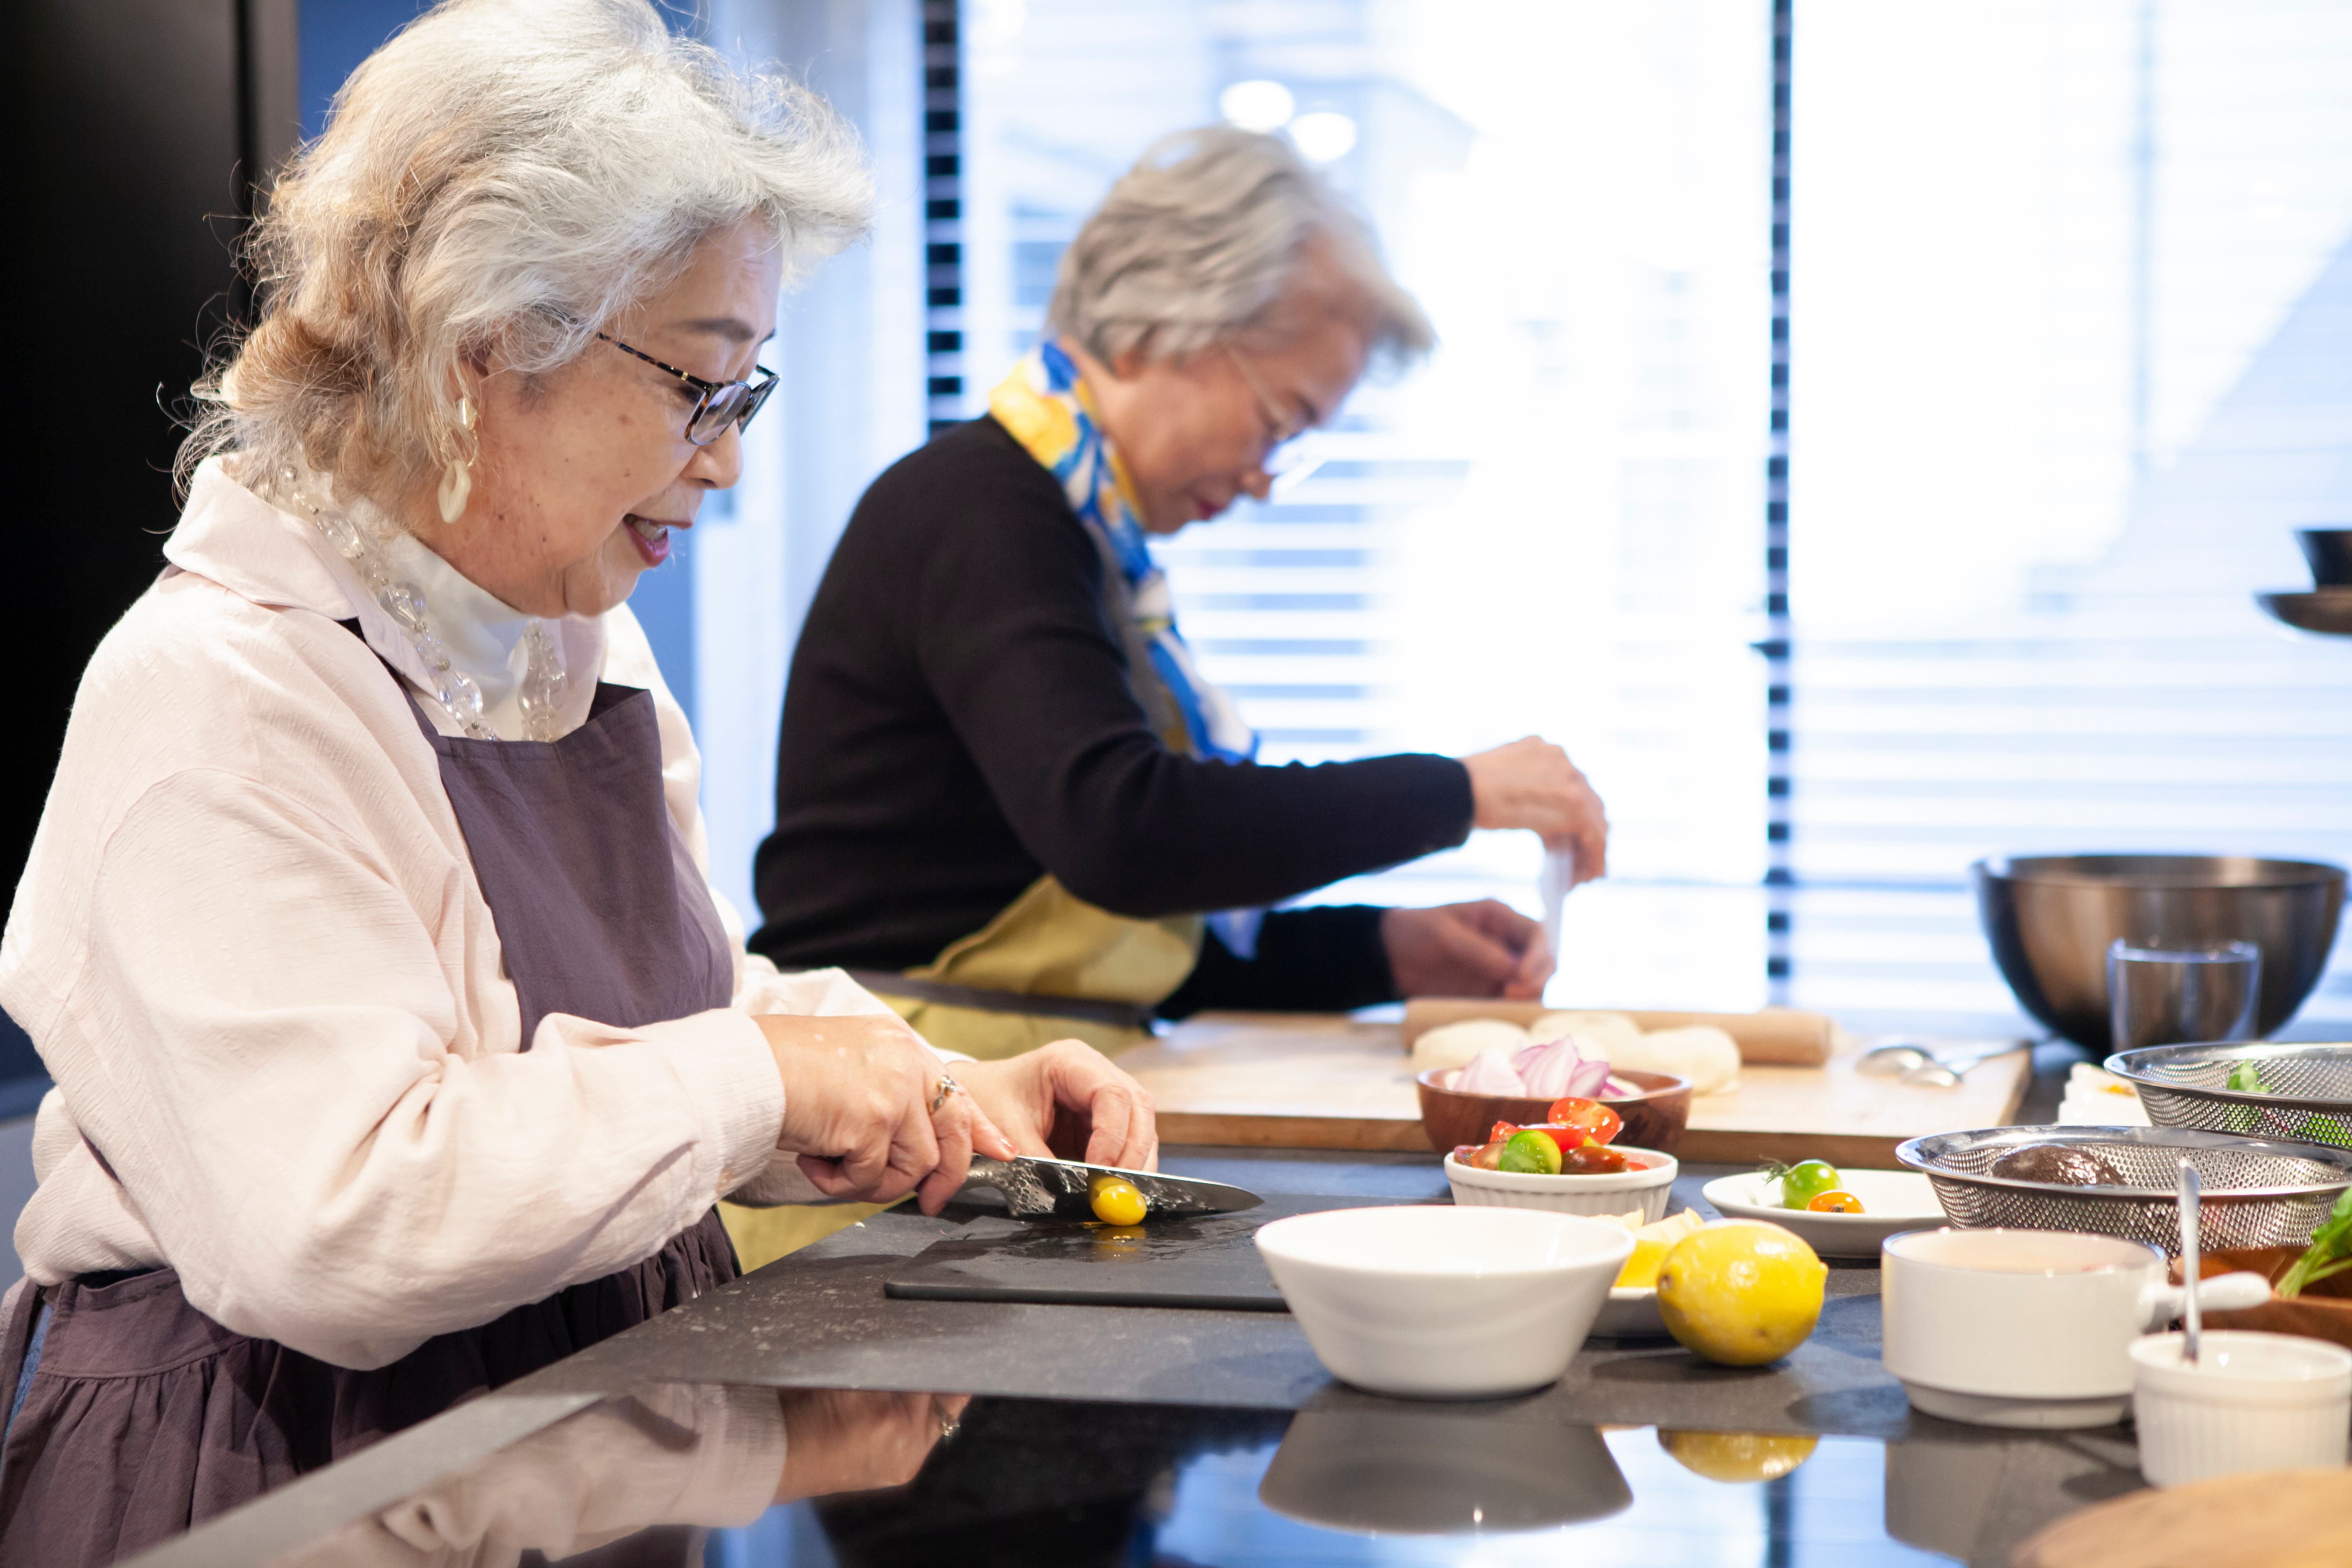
[1807,1189,1865,1214]
[1090,1175,1148,1226]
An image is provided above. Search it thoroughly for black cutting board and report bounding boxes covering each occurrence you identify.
[882,1194,1416,1311]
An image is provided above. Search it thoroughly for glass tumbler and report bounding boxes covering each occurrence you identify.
[2107,940,2262,1051]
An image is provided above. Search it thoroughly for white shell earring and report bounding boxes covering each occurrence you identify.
[438,456,471,524]
[437,396,480,524]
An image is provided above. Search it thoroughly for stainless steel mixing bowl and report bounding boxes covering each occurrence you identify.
[1972,854,2347,1050]
[1896,1125,2352,1255]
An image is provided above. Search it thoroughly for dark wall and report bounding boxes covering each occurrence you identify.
[3,0,295,1102]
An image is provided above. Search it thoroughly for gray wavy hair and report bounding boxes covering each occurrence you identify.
[183,0,872,509]
[1048,126,1434,371]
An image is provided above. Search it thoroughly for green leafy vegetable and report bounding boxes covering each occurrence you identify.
[2278,1187,2352,1299]
[2298,1114,2352,1146]
[2228,1060,2273,1094]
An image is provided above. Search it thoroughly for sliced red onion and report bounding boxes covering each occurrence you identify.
[1453,1048,1528,1096]
[1562,1057,1612,1099]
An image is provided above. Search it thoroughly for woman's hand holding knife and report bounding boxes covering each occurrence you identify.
[756,1015,1161,1215]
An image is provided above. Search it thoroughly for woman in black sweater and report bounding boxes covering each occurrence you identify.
[750,127,1607,1062]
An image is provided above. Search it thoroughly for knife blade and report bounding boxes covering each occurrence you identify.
[958,1155,1263,1222]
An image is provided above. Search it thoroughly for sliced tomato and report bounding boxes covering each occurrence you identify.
[1546,1097,1625,1146]
[1558,1142,1633,1173]
[1488,1120,1522,1144]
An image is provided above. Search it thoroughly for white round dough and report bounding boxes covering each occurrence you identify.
[1528,1010,1643,1061]
[1408,1019,1532,1074]
[1610,1024,1742,1096]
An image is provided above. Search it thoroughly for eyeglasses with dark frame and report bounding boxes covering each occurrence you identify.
[596,331,779,446]
[1223,343,1320,467]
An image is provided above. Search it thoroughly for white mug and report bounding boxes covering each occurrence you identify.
[1880,1228,2269,1429]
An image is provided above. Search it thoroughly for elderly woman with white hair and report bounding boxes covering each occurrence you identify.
[0,1,1150,1552]
[750,128,1611,1068]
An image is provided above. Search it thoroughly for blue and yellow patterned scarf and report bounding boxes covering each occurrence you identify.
[988,341,1258,767]
[989,341,1266,957]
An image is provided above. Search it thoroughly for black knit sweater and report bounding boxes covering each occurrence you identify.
[748,416,1476,1016]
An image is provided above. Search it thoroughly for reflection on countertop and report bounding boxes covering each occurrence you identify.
[111,1140,2151,1568]
[111,1376,2146,1568]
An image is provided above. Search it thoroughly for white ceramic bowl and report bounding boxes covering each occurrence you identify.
[1254,1206,1634,1398]
[1591,1286,1669,1338]
[2131,1330,2352,1486]
[1444,1147,1679,1223]
[1257,1409,1631,1532]
[1702,1169,1942,1258]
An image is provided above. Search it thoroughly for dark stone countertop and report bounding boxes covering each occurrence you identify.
[128,1039,2155,1568]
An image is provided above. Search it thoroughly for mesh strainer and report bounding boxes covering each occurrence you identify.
[2102,1042,2352,1150]
[1893,1126,2352,1256]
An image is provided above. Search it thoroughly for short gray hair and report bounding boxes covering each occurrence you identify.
[186,0,872,508]
[1048,126,1434,371]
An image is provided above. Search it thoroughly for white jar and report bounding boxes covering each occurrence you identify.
[1444,1148,1678,1222]
[2130,1330,2352,1487]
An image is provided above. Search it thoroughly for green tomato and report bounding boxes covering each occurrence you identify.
[1771,1159,1842,1211]
[1498,1129,1565,1175]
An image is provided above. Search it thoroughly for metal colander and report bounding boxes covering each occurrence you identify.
[2103,1042,2352,1150]
[1893,1126,2352,1256]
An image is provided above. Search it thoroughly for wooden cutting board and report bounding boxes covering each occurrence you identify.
[1119,1011,2033,1168]
[2012,1467,2352,1568]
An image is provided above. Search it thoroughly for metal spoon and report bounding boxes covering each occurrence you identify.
[1859,1038,2030,1088]
[1858,1041,1934,1077]
[1898,1041,2031,1088]
[2179,1156,2203,1365]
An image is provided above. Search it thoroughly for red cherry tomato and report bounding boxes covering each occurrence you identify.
[1488,1120,1522,1144]
[1558,1142,1633,1173]
[1546,1097,1625,1146]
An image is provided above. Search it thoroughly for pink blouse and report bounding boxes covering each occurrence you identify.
[0,461,892,1369]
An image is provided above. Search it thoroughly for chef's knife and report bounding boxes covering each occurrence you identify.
[958,1155,1262,1222]
[1539,843,1578,970]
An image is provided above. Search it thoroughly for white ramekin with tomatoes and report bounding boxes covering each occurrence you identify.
[1445,1094,1680,1220]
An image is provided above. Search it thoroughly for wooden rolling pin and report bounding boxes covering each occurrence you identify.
[1399,998,1834,1067]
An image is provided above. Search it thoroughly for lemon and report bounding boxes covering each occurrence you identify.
[1089,1176,1148,1226]
[1657,1429,1820,1483]
[1614,1210,1704,1289]
[1618,1235,1671,1291]
[1654,1220,1826,1366]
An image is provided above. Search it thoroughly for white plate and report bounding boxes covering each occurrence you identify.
[1701,1168,1943,1257]
[1591,1286,1669,1338]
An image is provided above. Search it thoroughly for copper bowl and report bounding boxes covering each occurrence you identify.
[1416,1067,1692,1157]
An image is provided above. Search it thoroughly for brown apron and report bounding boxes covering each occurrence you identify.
[0,661,740,1563]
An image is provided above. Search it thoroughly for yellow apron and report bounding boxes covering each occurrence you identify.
[723,358,1218,1271]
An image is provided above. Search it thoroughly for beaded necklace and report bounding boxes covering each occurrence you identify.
[281,467,570,742]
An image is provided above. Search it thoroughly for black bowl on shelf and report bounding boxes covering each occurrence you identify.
[2258,590,2352,637]
[2297,528,2352,587]
[1972,854,2347,1051]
